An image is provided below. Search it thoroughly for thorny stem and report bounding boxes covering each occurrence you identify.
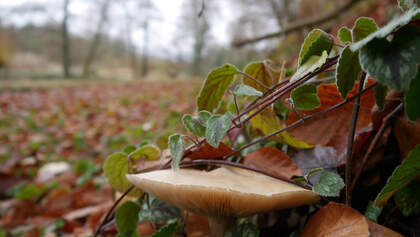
[350,103,403,191]
[345,72,366,206]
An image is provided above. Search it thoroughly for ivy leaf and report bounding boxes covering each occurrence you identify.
[151,223,178,237]
[198,110,212,125]
[398,0,420,11]
[374,83,388,111]
[291,50,329,82]
[103,152,143,196]
[375,145,420,207]
[404,71,420,121]
[197,64,238,112]
[224,223,259,237]
[336,46,361,99]
[206,112,232,148]
[365,201,383,222]
[183,114,206,137]
[290,84,320,110]
[350,8,420,51]
[338,26,352,44]
[394,180,420,216]
[359,26,420,91]
[299,29,333,66]
[233,84,263,97]
[352,17,378,42]
[169,134,184,171]
[242,61,280,92]
[312,172,345,197]
[115,201,140,237]
[249,108,313,149]
[129,144,161,160]
[140,195,181,223]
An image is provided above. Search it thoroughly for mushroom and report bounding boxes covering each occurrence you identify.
[126,166,319,236]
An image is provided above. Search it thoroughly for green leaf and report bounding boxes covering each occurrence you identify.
[404,71,420,121]
[104,152,143,196]
[359,26,420,91]
[198,110,212,126]
[336,45,362,98]
[299,29,333,66]
[312,172,344,197]
[374,83,388,111]
[140,195,181,223]
[183,114,206,137]
[399,0,420,11]
[13,184,45,200]
[350,8,420,51]
[291,50,329,82]
[151,223,178,237]
[375,145,420,206]
[290,84,320,110]
[242,61,280,92]
[197,64,238,112]
[394,180,420,216]
[365,201,383,222]
[123,145,137,155]
[233,84,263,97]
[338,26,352,44]
[115,201,140,237]
[205,112,232,148]
[305,168,324,181]
[129,144,161,160]
[352,17,378,42]
[224,223,259,237]
[168,134,184,171]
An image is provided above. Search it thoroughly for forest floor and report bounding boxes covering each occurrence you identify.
[0,79,201,236]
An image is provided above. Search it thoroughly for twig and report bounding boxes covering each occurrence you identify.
[236,71,271,91]
[198,0,205,17]
[345,72,366,206]
[232,0,362,47]
[350,103,403,191]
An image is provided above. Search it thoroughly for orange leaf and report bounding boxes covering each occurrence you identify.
[301,202,370,237]
[188,142,233,160]
[367,220,403,237]
[286,80,375,146]
[243,146,302,179]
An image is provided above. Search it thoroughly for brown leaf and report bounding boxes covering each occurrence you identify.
[243,146,302,179]
[301,202,370,237]
[188,142,233,160]
[393,115,420,159]
[286,79,375,147]
[367,220,403,237]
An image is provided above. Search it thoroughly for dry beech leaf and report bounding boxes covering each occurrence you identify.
[301,202,370,237]
[367,220,403,237]
[188,142,233,160]
[186,212,210,237]
[243,146,302,179]
[393,114,420,159]
[286,79,375,146]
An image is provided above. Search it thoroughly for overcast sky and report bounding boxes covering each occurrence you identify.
[0,0,237,59]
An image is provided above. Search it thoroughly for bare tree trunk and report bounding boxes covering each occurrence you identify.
[82,0,110,77]
[140,19,149,78]
[62,0,71,78]
[191,0,208,76]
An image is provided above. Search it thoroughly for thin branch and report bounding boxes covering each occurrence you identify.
[350,103,403,191]
[198,0,205,17]
[345,72,366,206]
[236,71,271,91]
[232,0,362,47]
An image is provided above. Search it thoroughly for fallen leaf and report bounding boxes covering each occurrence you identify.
[393,115,420,159]
[367,220,403,237]
[243,146,302,179]
[301,202,370,237]
[188,142,233,160]
[186,212,210,237]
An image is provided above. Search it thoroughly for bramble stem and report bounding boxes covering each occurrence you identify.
[345,72,366,206]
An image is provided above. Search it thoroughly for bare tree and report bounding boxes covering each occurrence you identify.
[82,0,111,77]
[62,0,71,78]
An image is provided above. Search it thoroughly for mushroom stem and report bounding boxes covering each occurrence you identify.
[208,216,236,237]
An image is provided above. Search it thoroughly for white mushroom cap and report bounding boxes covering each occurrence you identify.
[126,166,319,217]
